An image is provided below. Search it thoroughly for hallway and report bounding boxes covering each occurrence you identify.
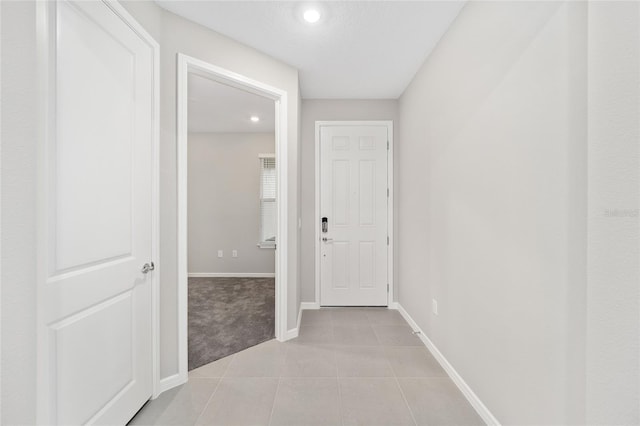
[2,1,639,424]
[129,308,482,425]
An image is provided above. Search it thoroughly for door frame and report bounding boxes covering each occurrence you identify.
[314,121,394,308]
[176,54,289,383]
[35,0,162,421]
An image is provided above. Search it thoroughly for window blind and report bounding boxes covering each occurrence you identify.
[259,155,276,247]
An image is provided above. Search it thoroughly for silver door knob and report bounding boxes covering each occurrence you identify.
[322,237,333,243]
[141,262,155,273]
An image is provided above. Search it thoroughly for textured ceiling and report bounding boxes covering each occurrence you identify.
[188,74,275,133]
[156,1,465,99]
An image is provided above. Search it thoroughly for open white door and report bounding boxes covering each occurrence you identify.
[319,123,390,306]
[37,1,158,424]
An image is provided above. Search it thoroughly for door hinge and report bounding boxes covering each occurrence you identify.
[387,236,389,245]
[387,188,389,197]
[387,283,389,292]
[387,140,389,150]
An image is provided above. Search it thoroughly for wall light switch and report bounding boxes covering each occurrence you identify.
[217,250,223,258]
[232,250,238,258]
[432,299,438,316]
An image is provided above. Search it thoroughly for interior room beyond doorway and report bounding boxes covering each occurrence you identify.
[186,73,277,370]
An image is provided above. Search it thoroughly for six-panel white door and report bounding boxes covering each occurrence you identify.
[319,124,389,306]
[38,1,156,424]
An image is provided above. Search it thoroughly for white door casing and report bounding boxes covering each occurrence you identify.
[318,122,391,306]
[37,1,159,424]
[176,54,289,387]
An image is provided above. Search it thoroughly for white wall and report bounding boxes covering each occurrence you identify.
[300,100,398,303]
[397,2,588,424]
[586,2,640,424]
[188,132,275,275]
[120,1,301,380]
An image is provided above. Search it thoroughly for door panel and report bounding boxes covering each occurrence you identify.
[359,160,376,225]
[39,1,156,424]
[333,160,350,225]
[358,241,375,288]
[52,292,134,425]
[55,0,135,272]
[320,124,388,306]
[332,241,350,289]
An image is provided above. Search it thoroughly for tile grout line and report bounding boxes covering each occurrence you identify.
[381,345,400,378]
[221,353,237,378]
[219,354,234,378]
[327,346,344,426]
[337,376,345,426]
[189,351,235,424]
[370,323,382,346]
[266,377,282,426]
[394,375,419,426]
[267,342,290,426]
[374,318,419,425]
[193,376,223,425]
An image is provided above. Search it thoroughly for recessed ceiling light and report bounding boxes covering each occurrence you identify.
[250,116,260,123]
[303,9,321,24]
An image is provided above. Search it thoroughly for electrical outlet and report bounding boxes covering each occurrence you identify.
[432,299,438,316]
[232,250,238,258]
[217,250,223,258]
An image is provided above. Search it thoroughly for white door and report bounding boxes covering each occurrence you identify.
[38,1,157,424]
[319,123,389,306]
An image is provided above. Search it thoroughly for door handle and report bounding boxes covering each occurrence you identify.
[141,262,155,274]
[322,237,333,243]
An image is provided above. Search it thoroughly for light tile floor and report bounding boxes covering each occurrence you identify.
[129,308,483,426]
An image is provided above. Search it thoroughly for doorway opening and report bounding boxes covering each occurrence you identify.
[177,55,289,382]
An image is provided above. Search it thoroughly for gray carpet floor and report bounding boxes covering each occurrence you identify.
[188,277,275,371]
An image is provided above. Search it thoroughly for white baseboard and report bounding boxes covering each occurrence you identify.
[396,304,500,426]
[297,304,303,329]
[156,373,185,398]
[279,303,304,342]
[281,302,313,341]
[387,301,399,309]
[283,326,299,340]
[188,272,275,278]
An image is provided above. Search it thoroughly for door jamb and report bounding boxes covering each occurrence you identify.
[176,54,289,386]
[314,121,394,308]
